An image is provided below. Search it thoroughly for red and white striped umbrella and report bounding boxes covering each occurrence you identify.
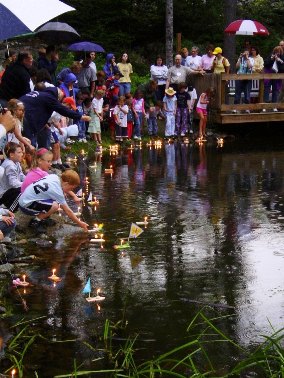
[224,19,269,36]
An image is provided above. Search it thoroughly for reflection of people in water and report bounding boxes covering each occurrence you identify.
[165,143,176,186]
[196,143,207,187]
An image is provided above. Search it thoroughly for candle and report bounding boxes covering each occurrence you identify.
[144,216,148,223]
[81,149,85,155]
[11,369,16,378]
[52,269,56,276]
[96,288,100,296]
[120,239,124,245]
[23,275,26,283]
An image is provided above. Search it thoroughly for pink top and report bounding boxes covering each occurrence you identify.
[21,168,48,193]
[201,54,215,71]
[132,98,145,112]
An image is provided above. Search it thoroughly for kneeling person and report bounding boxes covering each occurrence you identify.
[19,170,88,233]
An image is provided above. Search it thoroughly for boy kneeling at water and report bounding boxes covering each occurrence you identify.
[19,170,88,233]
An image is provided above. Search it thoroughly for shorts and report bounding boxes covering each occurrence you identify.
[196,107,207,116]
[19,199,53,215]
[50,131,59,144]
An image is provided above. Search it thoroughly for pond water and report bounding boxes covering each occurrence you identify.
[5,130,284,376]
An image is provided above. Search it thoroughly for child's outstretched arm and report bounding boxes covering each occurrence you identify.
[61,203,89,231]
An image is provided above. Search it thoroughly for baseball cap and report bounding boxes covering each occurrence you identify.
[63,97,77,110]
[213,47,222,55]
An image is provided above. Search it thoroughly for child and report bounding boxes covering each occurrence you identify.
[95,70,106,91]
[188,85,197,135]
[0,142,25,211]
[76,91,87,143]
[106,71,121,107]
[125,94,134,139]
[147,101,164,137]
[175,82,191,137]
[48,111,66,170]
[163,87,177,139]
[113,96,128,142]
[21,148,53,193]
[196,87,214,141]
[89,89,104,146]
[132,89,146,140]
[0,207,16,242]
[19,170,89,233]
[7,99,35,153]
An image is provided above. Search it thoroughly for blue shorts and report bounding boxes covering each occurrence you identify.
[19,199,53,215]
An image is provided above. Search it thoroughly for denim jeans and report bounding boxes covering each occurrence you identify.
[147,117,158,136]
[134,112,143,138]
[0,218,16,237]
[119,82,131,96]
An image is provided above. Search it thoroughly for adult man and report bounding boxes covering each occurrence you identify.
[20,87,90,148]
[77,53,96,98]
[0,51,34,104]
[89,51,97,80]
[166,54,191,91]
[37,45,59,85]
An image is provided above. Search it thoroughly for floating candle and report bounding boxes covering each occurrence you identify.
[136,216,149,226]
[48,269,61,282]
[105,165,113,174]
[11,369,16,378]
[113,238,130,249]
[86,288,106,302]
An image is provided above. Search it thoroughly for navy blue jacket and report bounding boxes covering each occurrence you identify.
[20,87,82,137]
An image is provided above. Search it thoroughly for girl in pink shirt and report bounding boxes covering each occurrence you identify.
[21,148,53,193]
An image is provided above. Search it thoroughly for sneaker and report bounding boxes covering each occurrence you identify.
[181,133,185,137]
[245,110,250,114]
[41,218,57,227]
[273,108,278,112]
[133,135,138,140]
[82,138,88,143]
[28,219,46,233]
[78,138,83,142]
[66,138,72,144]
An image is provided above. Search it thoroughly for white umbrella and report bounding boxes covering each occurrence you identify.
[0,0,75,40]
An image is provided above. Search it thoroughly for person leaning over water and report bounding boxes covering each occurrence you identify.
[19,169,89,234]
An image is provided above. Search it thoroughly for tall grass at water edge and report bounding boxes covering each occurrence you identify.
[2,310,283,377]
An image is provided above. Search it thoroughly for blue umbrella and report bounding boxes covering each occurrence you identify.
[68,41,105,53]
[0,0,75,41]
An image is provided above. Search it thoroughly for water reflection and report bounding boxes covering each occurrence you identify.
[14,139,284,375]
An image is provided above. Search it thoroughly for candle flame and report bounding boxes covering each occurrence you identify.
[11,369,16,376]
[100,234,104,239]
[52,268,56,275]
[23,274,26,282]
[144,216,148,222]
[120,238,124,245]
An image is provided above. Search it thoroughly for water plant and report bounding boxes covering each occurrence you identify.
[2,311,283,377]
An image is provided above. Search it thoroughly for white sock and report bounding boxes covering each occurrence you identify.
[35,216,41,222]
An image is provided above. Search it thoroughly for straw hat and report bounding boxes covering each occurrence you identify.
[165,87,176,96]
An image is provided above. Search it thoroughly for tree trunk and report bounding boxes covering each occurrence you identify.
[223,0,237,73]
[165,0,173,67]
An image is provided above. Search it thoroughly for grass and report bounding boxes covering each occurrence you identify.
[2,310,283,377]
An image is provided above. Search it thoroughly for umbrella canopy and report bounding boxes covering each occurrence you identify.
[0,0,75,40]
[68,41,105,53]
[224,19,269,36]
[35,22,80,44]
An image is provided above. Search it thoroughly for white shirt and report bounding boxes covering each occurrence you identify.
[185,55,202,71]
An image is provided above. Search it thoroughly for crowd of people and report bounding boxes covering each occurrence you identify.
[0,40,283,240]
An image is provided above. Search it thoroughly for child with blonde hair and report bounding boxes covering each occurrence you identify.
[89,89,104,146]
[19,169,88,233]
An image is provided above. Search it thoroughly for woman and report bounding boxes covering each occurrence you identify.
[263,46,284,111]
[251,46,264,73]
[117,53,133,96]
[103,53,119,80]
[201,44,215,73]
[150,56,168,101]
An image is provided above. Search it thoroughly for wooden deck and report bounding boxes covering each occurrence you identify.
[190,73,284,125]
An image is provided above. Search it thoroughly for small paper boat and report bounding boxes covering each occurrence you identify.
[90,238,105,243]
[83,278,105,302]
[113,241,130,249]
[88,224,104,232]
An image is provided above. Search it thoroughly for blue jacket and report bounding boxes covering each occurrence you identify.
[103,53,120,79]
[20,87,82,138]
